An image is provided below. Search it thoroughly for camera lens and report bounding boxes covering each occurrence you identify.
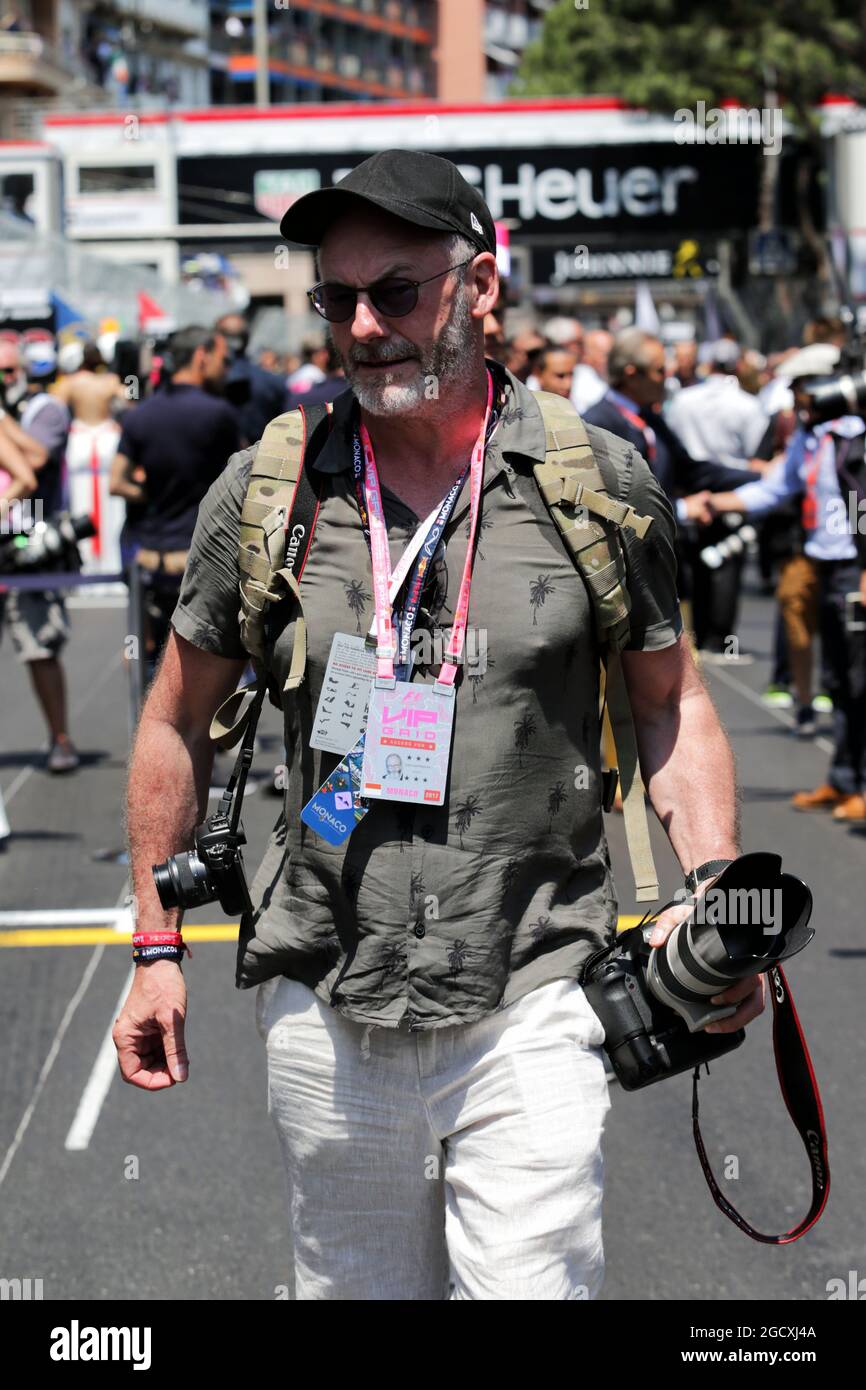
[151,850,214,910]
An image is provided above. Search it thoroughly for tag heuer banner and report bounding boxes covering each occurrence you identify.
[253,169,321,223]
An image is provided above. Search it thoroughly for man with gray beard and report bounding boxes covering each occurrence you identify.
[113,151,766,1301]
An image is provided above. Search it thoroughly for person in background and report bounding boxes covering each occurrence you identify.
[109,326,241,679]
[667,338,769,469]
[483,311,505,362]
[584,328,763,664]
[216,312,290,447]
[54,340,128,573]
[535,345,577,400]
[286,336,331,395]
[257,348,285,375]
[802,316,847,350]
[542,316,584,358]
[737,349,767,397]
[707,344,866,821]
[668,339,700,395]
[0,336,28,417]
[286,343,349,410]
[504,327,546,383]
[0,342,79,773]
[571,329,612,415]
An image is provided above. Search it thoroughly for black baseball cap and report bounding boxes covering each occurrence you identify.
[279,149,497,257]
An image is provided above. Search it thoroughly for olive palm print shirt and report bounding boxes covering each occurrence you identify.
[171,362,682,1030]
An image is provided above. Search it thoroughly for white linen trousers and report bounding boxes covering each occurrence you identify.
[256,972,611,1300]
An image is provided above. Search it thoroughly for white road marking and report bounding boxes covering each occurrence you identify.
[703,663,835,757]
[0,909,130,929]
[62,881,136,1152]
[0,945,105,1189]
[64,964,135,1152]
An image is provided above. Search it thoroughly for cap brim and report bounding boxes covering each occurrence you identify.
[280,186,463,248]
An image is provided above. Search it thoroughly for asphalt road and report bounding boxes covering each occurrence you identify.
[0,579,863,1302]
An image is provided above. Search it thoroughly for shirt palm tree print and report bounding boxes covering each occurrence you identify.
[463,509,494,560]
[453,794,481,848]
[447,939,469,977]
[529,915,553,946]
[467,653,495,704]
[513,710,537,766]
[344,578,372,633]
[529,574,555,625]
[547,781,568,833]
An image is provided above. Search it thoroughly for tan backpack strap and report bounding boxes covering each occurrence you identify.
[236,405,335,699]
[603,649,660,902]
[532,389,659,903]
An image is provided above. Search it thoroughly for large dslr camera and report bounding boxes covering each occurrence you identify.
[153,811,252,916]
[801,306,866,424]
[582,852,813,1090]
[0,511,95,574]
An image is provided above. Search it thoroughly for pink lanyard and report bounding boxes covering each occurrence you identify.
[358,369,494,686]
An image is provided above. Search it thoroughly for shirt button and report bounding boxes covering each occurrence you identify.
[413,923,426,939]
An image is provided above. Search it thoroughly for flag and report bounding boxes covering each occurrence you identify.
[634,280,660,334]
[50,292,84,331]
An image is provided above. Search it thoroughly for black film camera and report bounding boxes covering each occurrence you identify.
[0,511,95,575]
[582,852,813,1091]
[153,811,253,916]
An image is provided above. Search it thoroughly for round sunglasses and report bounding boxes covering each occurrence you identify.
[307,257,474,324]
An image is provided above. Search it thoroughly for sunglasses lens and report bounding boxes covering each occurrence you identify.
[370,280,418,318]
[313,285,357,323]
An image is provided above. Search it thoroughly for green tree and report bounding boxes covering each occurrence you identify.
[514,1,866,285]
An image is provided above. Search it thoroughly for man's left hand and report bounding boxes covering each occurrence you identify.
[859,568,866,607]
[647,890,767,1034]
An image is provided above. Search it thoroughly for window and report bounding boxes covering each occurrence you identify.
[77,165,157,195]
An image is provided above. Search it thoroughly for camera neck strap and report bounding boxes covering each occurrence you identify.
[217,675,268,836]
[691,962,830,1244]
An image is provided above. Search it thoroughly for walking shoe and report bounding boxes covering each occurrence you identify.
[46,739,80,774]
[812,693,833,714]
[791,783,843,811]
[832,794,866,823]
[794,705,817,737]
[762,684,794,708]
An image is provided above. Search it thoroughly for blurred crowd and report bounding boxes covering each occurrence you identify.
[1,299,863,825]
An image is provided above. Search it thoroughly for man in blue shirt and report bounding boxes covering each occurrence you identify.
[708,346,866,822]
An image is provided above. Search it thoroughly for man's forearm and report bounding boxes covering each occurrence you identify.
[127,713,215,932]
[633,684,740,875]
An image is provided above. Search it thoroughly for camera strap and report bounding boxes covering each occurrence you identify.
[217,675,268,836]
[691,962,830,1243]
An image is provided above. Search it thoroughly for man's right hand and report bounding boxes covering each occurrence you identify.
[113,960,189,1090]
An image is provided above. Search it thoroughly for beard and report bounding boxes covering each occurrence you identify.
[339,287,476,417]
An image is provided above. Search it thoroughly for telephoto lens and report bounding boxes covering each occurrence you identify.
[647,852,813,1033]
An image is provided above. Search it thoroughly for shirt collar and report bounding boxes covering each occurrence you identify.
[606,386,642,416]
[309,360,549,476]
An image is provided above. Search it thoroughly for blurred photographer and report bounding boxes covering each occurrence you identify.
[708,344,866,822]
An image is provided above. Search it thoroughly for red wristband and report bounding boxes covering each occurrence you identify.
[132,932,183,946]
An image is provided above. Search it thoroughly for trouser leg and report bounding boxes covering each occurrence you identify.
[818,560,865,794]
[257,977,448,1301]
[420,977,611,1301]
[777,553,817,707]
